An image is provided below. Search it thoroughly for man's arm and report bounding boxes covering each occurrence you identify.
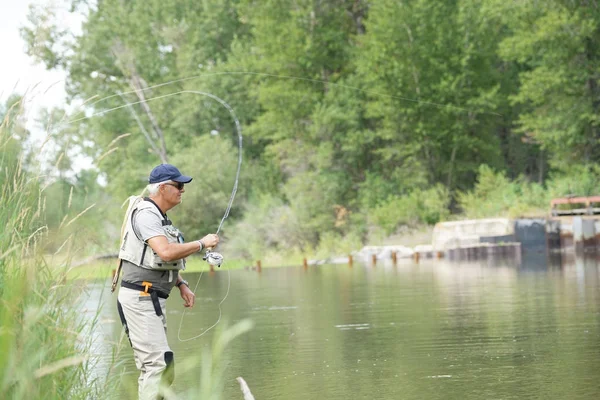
[147,236,202,261]
[147,233,219,261]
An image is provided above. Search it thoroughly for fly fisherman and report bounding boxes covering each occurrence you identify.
[116,163,219,400]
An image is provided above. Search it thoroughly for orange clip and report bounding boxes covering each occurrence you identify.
[140,281,152,296]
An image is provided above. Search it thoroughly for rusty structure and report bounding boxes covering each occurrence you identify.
[547,196,600,253]
[550,196,600,216]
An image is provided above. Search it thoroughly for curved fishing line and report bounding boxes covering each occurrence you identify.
[64,90,242,234]
[66,71,502,122]
[177,268,231,342]
[79,89,243,235]
[46,88,240,341]
[166,90,242,342]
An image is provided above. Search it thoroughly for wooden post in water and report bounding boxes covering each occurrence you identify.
[210,264,215,272]
[348,255,353,267]
[303,257,308,270]
[391,251,397,266]
[256,260,262,272]
[371,254,377,266]
[414,251,420,263]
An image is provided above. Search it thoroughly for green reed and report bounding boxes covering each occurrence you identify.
[0,107,115,399]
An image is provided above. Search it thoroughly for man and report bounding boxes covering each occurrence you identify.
[117,163,219,400]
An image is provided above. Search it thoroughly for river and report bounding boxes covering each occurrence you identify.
[86,254,600,399]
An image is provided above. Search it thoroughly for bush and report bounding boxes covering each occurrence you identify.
[546,164,600,198]
[369,184,451,235]
[457,164,548,218]
[314,230,363,259]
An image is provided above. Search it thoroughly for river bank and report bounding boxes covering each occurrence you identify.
[65,225,435,280]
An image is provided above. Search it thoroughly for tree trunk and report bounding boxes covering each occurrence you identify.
[129,74,169,163]
[111,40,169,163]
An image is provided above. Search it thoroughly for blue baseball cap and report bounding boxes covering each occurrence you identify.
[148,164,193,184]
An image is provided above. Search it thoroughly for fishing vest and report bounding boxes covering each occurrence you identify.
[118,198,186,271]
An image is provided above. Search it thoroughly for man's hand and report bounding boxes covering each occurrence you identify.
[179,284,195,308]
[200,233,219,249]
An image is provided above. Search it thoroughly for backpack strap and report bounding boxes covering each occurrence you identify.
[144,197,172,226]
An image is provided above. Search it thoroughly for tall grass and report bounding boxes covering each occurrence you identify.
[0,106,115,399]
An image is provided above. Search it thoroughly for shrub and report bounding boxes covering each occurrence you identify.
[369,184,451,235]
[457,164,548,218]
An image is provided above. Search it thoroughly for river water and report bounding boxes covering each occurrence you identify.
[87,254,600,399]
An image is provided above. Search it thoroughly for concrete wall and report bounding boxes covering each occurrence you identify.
[433,217,600,254]
[432,218,513,251]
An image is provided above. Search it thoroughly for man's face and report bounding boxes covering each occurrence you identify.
[160,181,185,206]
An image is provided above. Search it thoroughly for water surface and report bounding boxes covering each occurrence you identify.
[90,255,600,399]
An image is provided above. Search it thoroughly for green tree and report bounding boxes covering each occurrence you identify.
[356,0,540,194]
[495,0,600,170]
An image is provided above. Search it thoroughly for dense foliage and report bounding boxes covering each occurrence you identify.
[17,0,600,259]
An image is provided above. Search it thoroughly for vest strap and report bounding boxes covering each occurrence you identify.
[139,243,148,266]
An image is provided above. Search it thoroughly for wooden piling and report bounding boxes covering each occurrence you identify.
[391,251,397,265]
[256,260,262,272]
[348,255,353,267]
[371,254,377,266]
[414,252,420,263]
[303,257,308,269]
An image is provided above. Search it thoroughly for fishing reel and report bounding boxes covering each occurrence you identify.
[203,250,223,267]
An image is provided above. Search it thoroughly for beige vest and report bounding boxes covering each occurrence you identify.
[118,198,186,271]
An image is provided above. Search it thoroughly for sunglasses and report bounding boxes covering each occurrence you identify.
[163,182,185,190]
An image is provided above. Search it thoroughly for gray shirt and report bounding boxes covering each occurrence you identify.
[121,208,181,294]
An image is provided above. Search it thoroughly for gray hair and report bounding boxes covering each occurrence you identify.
[146,180,172,196]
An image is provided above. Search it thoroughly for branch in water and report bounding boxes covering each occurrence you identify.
[236,377,255,400]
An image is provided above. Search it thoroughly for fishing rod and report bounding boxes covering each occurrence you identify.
[186,90,243,271]
[175,91,242,342]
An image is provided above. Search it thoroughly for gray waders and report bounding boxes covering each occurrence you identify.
[117,285,174,400]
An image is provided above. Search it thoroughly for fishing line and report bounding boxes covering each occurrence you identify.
[64,89,242,341]
[65,70,502,126]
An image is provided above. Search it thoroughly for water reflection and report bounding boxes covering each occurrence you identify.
[90,253,600,399]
